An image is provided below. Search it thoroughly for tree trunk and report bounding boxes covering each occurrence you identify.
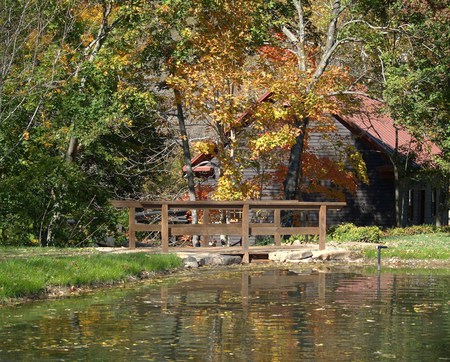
[438,176,449,226]
[174,88,200,246]
[282,1,341,201]
[394,165,409,227]
[284,116,309,200]
[65,135,78,163]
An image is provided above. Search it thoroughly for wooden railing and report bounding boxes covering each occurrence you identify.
[111,200,346,261]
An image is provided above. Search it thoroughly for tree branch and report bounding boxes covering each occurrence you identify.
[327,90,385,103]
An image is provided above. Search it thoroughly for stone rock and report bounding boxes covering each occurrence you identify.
[198,255,242,266]
[184,256,199,268]
[220,255,242,265]
[198,256,220,266]
[268,250,313,262]
[312,250,351,261]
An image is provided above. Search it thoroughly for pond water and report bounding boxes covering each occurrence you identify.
[0,266,449,361]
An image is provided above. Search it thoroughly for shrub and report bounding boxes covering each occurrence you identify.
[385,225,447,236]
[284,234,318,244]
[330,223,382,243]
[255,236,274,246]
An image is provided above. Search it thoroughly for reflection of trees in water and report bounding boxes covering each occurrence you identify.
[0,270,449,360]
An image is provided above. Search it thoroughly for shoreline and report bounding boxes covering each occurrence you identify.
[2,251,449,307]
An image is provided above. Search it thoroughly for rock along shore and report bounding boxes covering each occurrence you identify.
[176,247,353,268]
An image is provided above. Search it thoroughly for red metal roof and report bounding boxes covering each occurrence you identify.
[335,97,442,167]
[182,154,215,175]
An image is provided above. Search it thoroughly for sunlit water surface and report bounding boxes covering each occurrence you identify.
[0,266,449,361]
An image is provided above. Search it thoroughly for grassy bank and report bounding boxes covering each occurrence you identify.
[346,232,450,260]
[0,251,182,302]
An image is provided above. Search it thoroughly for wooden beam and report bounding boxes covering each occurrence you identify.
[319,205,327,251]
[169,224,242,235]
[249,225,320,236]
[242,203,250,263]
[110,199,346,210]
[134,224,162,232]
[202,209,210,246]
[128,206,136,249]
[274,209,281,246]
[161,203,169,253]
[110,199,345,252]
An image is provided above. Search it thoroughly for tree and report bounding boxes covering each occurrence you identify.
[167,0,370,205]
[0,0,166,246]
[167,0,279,201]
[270,0,368,200]
[352,0,450,225]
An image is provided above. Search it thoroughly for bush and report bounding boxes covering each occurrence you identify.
[385,225,448,236]
[255,236,274,246]
[284,234,318,244]
[330,223,382,243]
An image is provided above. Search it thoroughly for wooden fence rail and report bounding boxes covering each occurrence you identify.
[110,200,346,262]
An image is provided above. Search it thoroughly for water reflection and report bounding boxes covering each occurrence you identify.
[0,267,449,361]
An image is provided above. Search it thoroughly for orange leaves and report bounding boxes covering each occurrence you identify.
[302,152,358,200]
[258,45,296,64]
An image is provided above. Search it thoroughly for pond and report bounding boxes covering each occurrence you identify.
[0,266,449,361]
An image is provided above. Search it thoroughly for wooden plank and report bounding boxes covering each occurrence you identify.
[110,199,346,252]
[169,224,242,235]
[319,205,327,251]
[247,200,346,210]
[242,204,250,264]
[249,225,320,235]
[161,204,169,253]
[134,224,161,232]
[274,209,281,246]
[165,201,245,209]
[111,199,346,211]
[111,199,144,208]
[128,207,136,249]
[202,209,210,246]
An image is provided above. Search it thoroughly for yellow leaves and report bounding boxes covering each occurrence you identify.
[194,141,216,155]
[249,125,300,158]
[348,148,369,184]
[213,173,261,201]
[76,3,104,25]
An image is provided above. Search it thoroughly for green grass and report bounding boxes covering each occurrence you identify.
[0,246,98,259]
[360,233,450,260]
[0,252,182,301]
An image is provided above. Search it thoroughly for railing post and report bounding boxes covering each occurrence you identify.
[319,205,327,251]
[242,203,250,263]
[128,206,136,249]
[161,203,169,252]
[202,208,209,246]
[274,209,281,246]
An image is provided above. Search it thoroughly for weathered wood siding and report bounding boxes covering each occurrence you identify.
[305,117,396,227]
[193,117,447,227]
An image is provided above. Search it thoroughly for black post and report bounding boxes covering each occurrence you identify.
[377,245,388,271]
[377,245,388,296]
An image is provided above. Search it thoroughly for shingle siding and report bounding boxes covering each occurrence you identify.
[190,115,448,227]
[305,118,397,227]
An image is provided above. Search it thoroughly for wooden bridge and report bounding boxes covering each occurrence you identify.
[110,200,346,263]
